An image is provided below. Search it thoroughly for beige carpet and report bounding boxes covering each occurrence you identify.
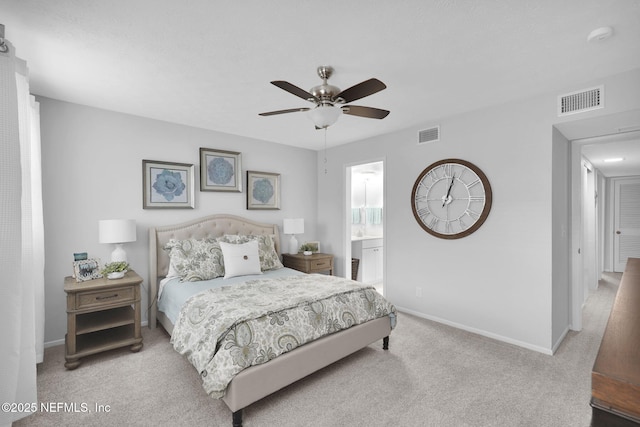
[15,273,620,427]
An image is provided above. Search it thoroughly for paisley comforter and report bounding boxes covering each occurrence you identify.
[170,273,397,398]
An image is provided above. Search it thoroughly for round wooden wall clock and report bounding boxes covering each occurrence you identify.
[411,158,492,239]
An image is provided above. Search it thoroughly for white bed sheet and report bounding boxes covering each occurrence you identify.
[157,267,304,325]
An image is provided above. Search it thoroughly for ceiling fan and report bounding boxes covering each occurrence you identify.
[259,66,390,129]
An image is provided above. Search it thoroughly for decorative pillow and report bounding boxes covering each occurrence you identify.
[163,238,225,282]
[217,234,283,271]
[219,240,262,279]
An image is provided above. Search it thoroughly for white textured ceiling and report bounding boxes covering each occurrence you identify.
[581,135,640,177]
[555,110,640,178]
[2,0,640,155]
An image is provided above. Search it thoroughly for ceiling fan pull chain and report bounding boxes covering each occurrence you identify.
[324,128,328,175]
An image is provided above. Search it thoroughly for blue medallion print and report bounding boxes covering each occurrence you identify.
[252,178,274,204]
[208,157,234,185]
[152,169,185,201]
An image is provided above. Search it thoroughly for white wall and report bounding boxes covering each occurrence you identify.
[319,97,555,353]
[39,98,318,344]
[318,68,640,354]
[551,127,571,347]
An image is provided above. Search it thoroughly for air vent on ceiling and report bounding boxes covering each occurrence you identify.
[558,85,604,117]
[418,126,440,144]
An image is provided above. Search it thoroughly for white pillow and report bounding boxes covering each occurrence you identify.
[220,240,262,279]
[217,234,283,271]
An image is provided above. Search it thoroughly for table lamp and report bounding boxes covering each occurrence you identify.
[283,218,304,254]
[99,219,137,263]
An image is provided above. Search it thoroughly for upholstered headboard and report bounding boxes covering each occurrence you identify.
[148,214,281,328]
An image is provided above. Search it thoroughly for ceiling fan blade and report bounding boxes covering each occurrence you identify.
[271,81,319,102]
[341,105,390,119]
[259,107,311,116]
[335,78,386,103]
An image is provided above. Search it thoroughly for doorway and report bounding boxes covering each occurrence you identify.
[345,160,385,295]
[567,113,640,331]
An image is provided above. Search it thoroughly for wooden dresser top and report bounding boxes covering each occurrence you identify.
[592,257,640,420]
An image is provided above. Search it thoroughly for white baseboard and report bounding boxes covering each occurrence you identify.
[551,325,570,354]
[44,338,64,348]
[396,306,554,355]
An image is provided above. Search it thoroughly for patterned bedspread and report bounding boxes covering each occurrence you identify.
[170,273,397,398]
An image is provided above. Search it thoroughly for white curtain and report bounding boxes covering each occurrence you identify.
[0,40,45,426]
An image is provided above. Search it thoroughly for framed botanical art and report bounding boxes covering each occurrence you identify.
[246,170,280,210]
[199,148,242,192]
[143,160,195,209]
[73,258,102,282]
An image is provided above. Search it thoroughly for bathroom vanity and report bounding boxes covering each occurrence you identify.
[351,237,383,284]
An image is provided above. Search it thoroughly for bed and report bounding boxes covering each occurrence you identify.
[148,214,395,426]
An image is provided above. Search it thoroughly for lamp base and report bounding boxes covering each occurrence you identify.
[289,235,299,255]
[110,244,128,263]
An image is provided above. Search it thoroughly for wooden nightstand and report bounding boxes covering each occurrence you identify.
[282,253,334,275]
[64,270,143,369]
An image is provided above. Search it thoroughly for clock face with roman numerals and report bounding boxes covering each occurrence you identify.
[411,159,492,239]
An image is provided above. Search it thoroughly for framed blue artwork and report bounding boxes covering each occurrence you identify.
[199,148,242,192]
[246,170,280,210]
[142,159,195,209]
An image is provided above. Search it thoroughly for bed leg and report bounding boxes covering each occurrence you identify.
[383,336,389,350]
[232,409,243,427]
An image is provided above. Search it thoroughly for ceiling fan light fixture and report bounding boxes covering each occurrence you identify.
[260,66,388,128]
[307,105,342,129]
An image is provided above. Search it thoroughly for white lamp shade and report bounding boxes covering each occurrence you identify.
[307,105,342,129]
[99,219,137,244]
[283,218,304,235]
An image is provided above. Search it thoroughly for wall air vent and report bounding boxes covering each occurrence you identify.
[418,126,440,144]
[558,85,604,117]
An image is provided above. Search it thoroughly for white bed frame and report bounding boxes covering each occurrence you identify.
[149,214,391,426]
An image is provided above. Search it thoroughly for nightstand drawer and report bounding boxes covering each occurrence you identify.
[281,253,334,275]
[76,286,135,309]
[311,258,332,270]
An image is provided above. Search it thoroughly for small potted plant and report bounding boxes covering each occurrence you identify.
[101,261,129,279]
[299,243,314,256]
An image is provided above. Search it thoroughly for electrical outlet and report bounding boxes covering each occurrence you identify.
[416,287,422,297]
